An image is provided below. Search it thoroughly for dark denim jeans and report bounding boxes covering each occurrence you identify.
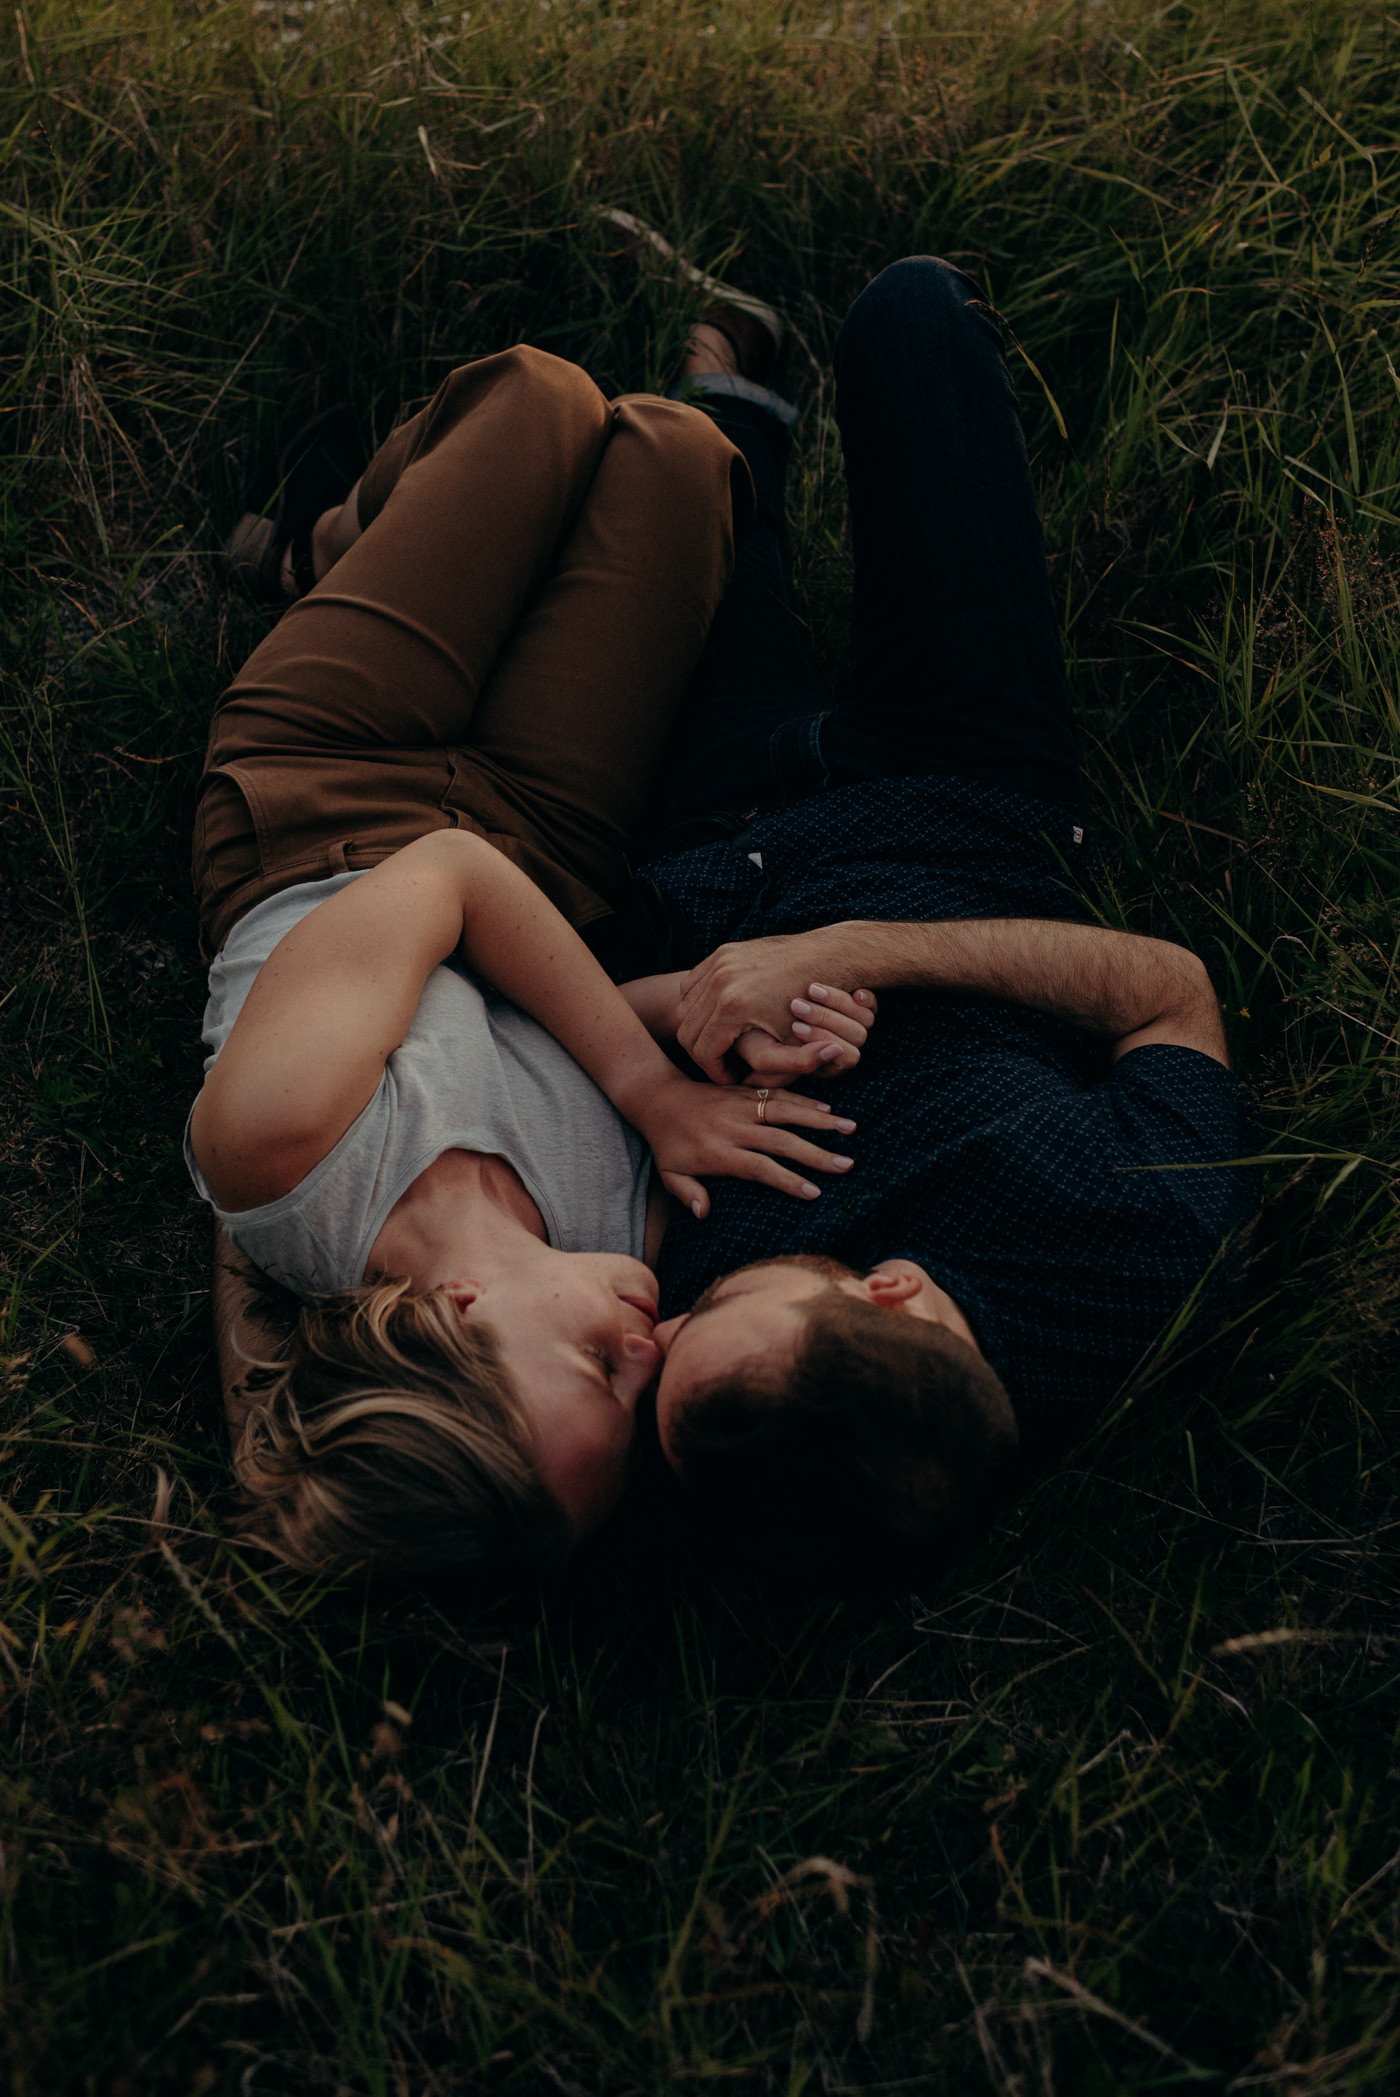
[649,256,1082,851]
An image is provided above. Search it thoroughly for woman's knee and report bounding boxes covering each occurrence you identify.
[432,345,610,452]
[609,394,756,538]
[360,346,609,526]
[491,341,606,410]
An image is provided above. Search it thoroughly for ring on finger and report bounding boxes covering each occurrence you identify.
[754,1087,770,1125]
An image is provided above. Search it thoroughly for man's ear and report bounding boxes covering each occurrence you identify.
[441,1278,483,1312]
[863,1264,924,1307]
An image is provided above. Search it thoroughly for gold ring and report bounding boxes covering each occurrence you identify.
[755,1088,770,1124]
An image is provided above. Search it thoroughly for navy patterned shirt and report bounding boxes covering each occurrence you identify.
[638,776,1258,1470]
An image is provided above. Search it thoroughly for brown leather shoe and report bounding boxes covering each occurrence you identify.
[689,303,780,386]
[594,205,784,381]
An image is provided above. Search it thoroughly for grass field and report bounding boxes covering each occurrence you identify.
[3,0,1399,2088]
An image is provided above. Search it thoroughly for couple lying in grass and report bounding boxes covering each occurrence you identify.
[187,253,1258,1593]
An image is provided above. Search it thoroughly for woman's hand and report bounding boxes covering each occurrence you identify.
[676,931,878,1083]
[634,1069,858,1217]
[730,986,876,1085]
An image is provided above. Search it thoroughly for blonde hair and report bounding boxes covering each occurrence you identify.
[233,1276,571,1580]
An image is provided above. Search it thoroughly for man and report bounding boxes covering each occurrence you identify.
[621,254,1257,1589]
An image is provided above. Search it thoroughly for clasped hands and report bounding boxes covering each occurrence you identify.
[676,929,877,1086]
[620,930,877,1217]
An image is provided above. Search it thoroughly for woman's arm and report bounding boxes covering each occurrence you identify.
[190,832,854,1218]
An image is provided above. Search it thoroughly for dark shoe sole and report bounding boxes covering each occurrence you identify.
[227,403,365,604]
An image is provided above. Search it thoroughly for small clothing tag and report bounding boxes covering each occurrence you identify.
[1072,826,1084,845]
[747,851,764,869]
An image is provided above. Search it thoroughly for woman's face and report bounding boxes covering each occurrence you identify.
[444,1249,661,1536]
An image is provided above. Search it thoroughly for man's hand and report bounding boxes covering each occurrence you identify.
[677,931,878,1083]
[631,1067,857,1216]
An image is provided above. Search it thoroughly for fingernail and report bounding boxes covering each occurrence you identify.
[793,1020,813,1038]
[691,1198,704,1218]
[831,1154,854,1168]
[835,1118,856,1132]
[800,1182,820,1198]
[819,1045,839,1061]
[812,1101,832,1112]
[809,984,830,1001]
[792,999,812,1016]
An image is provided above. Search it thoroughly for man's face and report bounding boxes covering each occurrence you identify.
[653,1257,857,1466]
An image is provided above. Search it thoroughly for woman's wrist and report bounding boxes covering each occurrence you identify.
[604,1035,692,1132]
[618,972,687,1048]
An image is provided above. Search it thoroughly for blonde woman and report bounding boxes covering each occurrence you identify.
[189,326,868,1580]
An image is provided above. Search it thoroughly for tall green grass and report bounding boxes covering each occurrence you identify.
[2,0,1397,2088]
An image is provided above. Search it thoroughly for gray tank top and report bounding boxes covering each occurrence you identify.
[184,872,650,1296]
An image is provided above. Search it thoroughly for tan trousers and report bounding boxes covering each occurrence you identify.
[192,346,752,957]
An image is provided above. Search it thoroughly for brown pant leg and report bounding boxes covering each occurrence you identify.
[193,356,750,957]
[444,393,755,913]
[194,346,612,954]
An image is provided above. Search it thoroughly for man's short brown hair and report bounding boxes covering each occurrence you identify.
[668,1284,1020,1593]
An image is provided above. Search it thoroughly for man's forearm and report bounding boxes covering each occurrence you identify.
[800,918,1228,1064]
[678,917,1228,1074]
